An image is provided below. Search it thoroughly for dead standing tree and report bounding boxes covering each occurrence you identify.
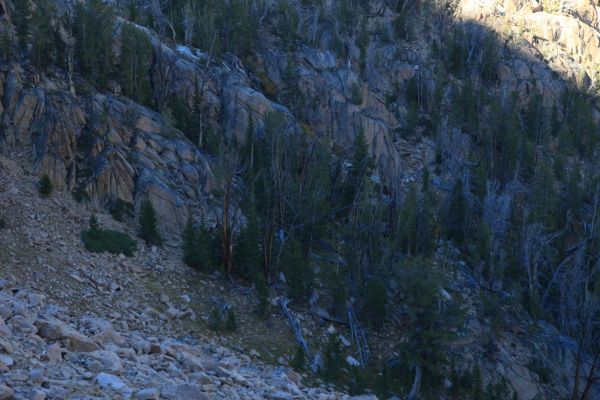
[213,138,245,277]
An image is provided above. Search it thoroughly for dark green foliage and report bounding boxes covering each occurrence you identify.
[396,258,463,381]
[182,218,203,269]
[349,366,367,395]
[283,239,313,301]
[277,0,298,50]
[444,179,467,245]
[74,0,115,86]
[225,309,237,332]
[81,215,137,256]
[109,199,134,222]
[364,277,387,325]
[0,217,6,230]
[38,174,53,197]
[0,33,14,61]
[254,272,269,316]
[208,306,236,333]
[137,199,162,246]
[321,335,343,382]
[29,0,59,69]
[119,24,153,106]
[343,129,373,212]
[235,206,262,280]
[13,0,29,50]
[526,358,552,384]
[480,34,499,82]
[208,306,222,332]
[292,345,305,371]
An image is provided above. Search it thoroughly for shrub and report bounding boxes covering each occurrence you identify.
[110,199,134,222]
[81,215,137,256]
[225,309,237,332]
[208,306,222,332]
[39,174,53,197]
[138,198,162,246]
[365,277,387,325]
[182,217,213,270]
[321,335,342,383]
[292,345,305,371]
[0,218,6,229]
[255,272,269,316]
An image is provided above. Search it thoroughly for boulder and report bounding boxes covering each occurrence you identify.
[0,385,14,400]
[96,373,131,397]
[135,388,160,400]
[81,350,124,375]
[35,317,100,352]
[161,383,209,400]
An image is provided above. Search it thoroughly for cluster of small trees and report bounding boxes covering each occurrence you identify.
[81,198,162,256]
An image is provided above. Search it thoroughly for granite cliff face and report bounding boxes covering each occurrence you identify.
[0,0,598,235]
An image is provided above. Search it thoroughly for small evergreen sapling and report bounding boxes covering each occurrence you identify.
[255,272,269,316]
[39,174,53,197]
[209,306,222,332]
[292,345,305,371]
[182,218,202,268]
[138,198,162,246]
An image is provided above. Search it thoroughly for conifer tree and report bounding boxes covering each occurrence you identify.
[292,345,305,371]
[39,174,53,197]
[445,179,467,246]
[88,214,101,239]
[138,199,162,246]
[343,129,373,214]
[365,277,387,325]
[322,335,342,382]
[182,217,202,268]
[255,272,269,316]
[14,0,30,50]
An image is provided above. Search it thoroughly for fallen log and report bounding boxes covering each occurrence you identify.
[279,297,317,373]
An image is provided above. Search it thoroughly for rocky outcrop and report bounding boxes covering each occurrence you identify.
[0,64,213,237]
[460,0,600,96]
[2,0,598,237]
[0,281,350,400]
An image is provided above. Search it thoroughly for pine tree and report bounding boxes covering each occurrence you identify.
[292,345,305,371]
[209,306,222,332]
[322,335,343,382]
[255,272,269,316]
[182,218,203,268]
[399,183,418,254]
[235,205,262,280]
[283,239,312,301]
[343,128,373,213]
[74,0,115,86]
[14,0,29,50]
[445,179,467,246]
[365,277,387,325]
[88,215,101,239]
[39,174,53,197]
[138,199,162,246]
[119,24,153,106]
